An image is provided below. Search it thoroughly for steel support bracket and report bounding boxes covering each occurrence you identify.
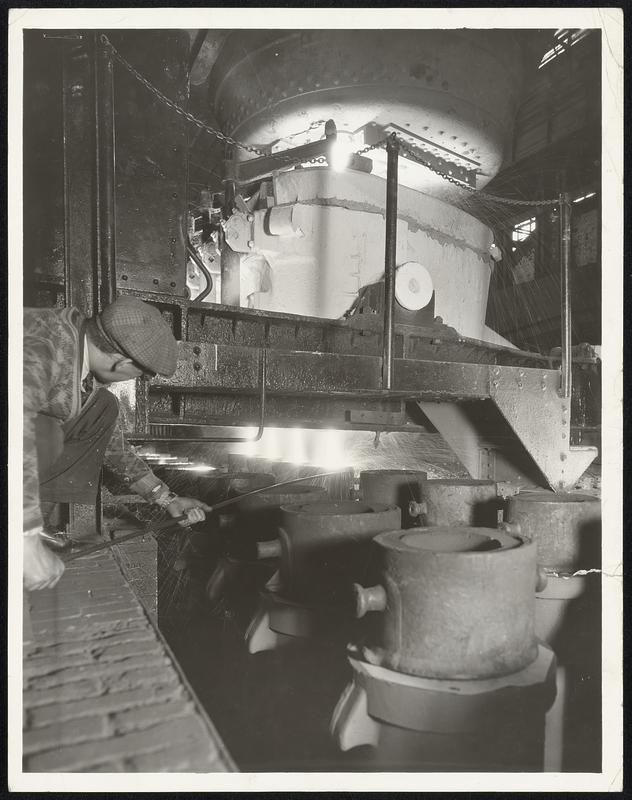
[223,211,254,254]
[488,364,597,491]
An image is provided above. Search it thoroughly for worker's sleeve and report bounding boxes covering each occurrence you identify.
[102,412,168,500]
[23,332,59,532]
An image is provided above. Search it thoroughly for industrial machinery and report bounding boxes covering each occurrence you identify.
[246,501,401,653]
[23,26,603,773]
[333,526,557,770]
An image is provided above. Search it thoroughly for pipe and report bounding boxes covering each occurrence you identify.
[382,134,399,390]
[559,192,572,398]
[61,45,72,309]
[127,347,267,443]
[186,239,213,302]
[95,34,117,306]
[221,174,241,305]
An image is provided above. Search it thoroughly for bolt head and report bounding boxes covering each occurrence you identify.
[247,240,255,249]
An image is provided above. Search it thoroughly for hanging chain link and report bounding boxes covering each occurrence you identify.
[396,137,559,206]
[100,34,267,157]
[102,34,560,207]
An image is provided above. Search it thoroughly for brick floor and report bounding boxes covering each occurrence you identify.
[23,548,236,773]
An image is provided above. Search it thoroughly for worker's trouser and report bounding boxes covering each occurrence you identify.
[36,389,119,506]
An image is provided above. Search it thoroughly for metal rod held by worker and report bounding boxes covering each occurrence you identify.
[209,469,344,513]
[61,515,189,561]
[58,471,344,560]
[559,192,572,398]
[382,134,399,390]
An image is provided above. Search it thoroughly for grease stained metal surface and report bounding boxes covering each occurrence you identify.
[113,31,189,296]
[154,343,493,399]
[112,295,595,490]
[150,336,596,490]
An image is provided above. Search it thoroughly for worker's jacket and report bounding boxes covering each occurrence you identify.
[23,306,165,531]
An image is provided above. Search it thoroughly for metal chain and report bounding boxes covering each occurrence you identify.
[104,35,337,168]
[396,136,559,206]
[354,137,390,157]
[102,34,559,206]
[101,34,267,157]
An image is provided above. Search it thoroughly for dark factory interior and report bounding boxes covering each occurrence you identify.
[19,22,613,778]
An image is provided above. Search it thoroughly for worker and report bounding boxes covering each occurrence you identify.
[23,295,212,591]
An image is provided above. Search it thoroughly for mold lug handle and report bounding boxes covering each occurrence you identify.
[408,500,427,519]
[256,539,282,560]
[499,520,521,536]
[353,583,387,618]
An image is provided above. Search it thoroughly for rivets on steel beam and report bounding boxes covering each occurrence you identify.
[560,453,568,461]
[153,279,159,285]
[121,274,128,281]
[193,362,201,371]
[170,281,176,288]
[248,240,255,249]
[193,346,201,355]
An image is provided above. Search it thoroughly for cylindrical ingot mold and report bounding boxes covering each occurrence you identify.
[505,491,601,572]
[355,527,539,679]
[411,478,503,528]
[235,484,329,540]
[359,470,426,528]
[222,472,276,496]
[152,464,224,504]
[270,501,401,602]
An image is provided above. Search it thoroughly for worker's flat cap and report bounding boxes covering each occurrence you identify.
[97,295,178,376]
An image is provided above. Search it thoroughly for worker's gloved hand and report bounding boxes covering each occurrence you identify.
[165,496,213,527]
[24,532,66,591]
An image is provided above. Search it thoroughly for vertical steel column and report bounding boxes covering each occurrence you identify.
[382,135,399,390]
[559,192,572,398]
[221,159,241,305]
[61,46,72,309]
[95,34,117,307]
[60,41,97,315]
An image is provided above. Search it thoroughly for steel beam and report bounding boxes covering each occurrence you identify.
[382,135,399,389]
[153,342,493,399]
